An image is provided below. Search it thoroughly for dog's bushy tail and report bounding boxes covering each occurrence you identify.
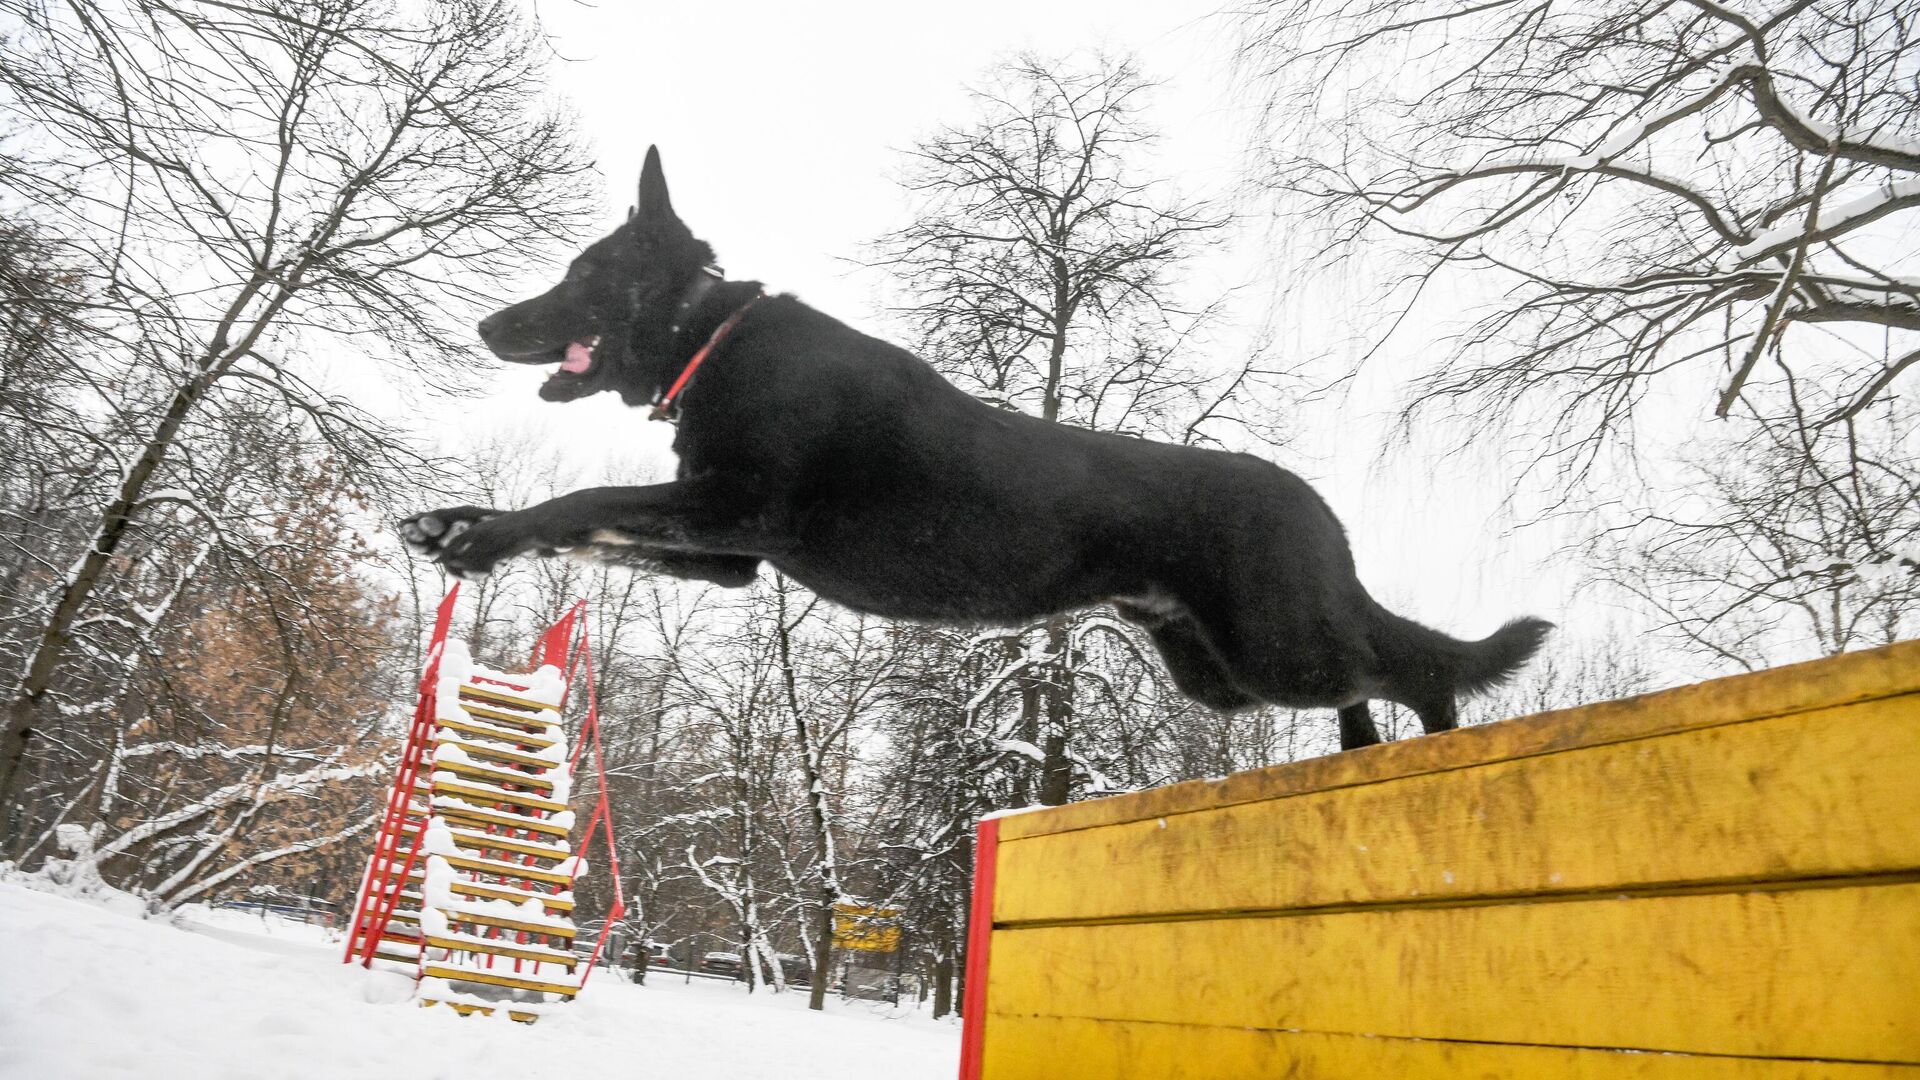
[1372,607,1554,698]
[1452,616,1555,695]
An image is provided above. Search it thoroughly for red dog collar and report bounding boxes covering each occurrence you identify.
[650,291,765,422]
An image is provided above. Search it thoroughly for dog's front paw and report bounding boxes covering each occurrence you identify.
[397,505,500,561]
[437,514,541,580]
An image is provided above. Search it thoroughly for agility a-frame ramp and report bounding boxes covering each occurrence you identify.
[959,640,1920,1079]
[342,586,624,1022]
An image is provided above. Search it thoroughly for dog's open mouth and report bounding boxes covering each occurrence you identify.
[546,336,600,383]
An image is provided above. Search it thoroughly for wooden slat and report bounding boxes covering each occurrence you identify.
[441,910,575,941]
[985,882,1920,1064]
[448,880,572,912]
[980,1016,1920,1080]
[997,639,1920,842]
[421,934,578,968]
[420,999,540,1024]
[996,697,1920,923]
[421,964,577,997]
[430,802,568,838]
[432,757,554,794]
[446,828,568,863]
[430,779,567,814]
[434,736,556,771]
[435,716,557,750]
[457,701,560,730]
[436,851,572,887]
[458,684,560,714]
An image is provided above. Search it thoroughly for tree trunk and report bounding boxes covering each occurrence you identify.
[808,893,833,1011]
[1033,309,1075,807]
[932,953,955,1019]
[1037,616,1074,806]
[773,583,840,1010]
[0,365,218,819]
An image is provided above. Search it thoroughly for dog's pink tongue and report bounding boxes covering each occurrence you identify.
[561,341,593,373]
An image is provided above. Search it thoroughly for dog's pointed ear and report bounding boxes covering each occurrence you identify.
[638,145,673,220]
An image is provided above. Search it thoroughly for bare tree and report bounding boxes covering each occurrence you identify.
[1237,0,1920,478]
[869,53,1261,806]
[6,445,405,909]
[1591,393,1918,669]
[0,0,595,813]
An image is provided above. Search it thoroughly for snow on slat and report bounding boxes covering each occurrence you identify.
[429,798,572,837]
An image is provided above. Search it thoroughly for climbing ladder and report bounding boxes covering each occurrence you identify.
[342,586,624,1023]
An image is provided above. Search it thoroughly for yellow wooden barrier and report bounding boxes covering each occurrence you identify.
[961,640,1920,1079]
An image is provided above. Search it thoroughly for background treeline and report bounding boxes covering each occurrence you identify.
[1,0,1912,1018]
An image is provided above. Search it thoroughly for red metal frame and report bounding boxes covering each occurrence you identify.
[957,816,1002,1080]
[344,584,461,965]
[565,621,626,989]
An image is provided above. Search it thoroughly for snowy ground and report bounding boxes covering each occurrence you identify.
[0,882,959,1080]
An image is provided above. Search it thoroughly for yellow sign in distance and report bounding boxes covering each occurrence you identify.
[832,903,902,952]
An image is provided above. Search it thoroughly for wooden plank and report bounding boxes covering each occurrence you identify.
[421,934,578,968]
[434,736,556,770]
[448,881,573,912]
[421,999,541,1024]
[432,757,555,794]
[980,1016,1920,1080]
[441,910,575,940]
[458,684,561,714]
[435,716,557,749]
[430,779,567,814]
[996,697,1920,923]
[446,828,568,863]
[456,700,561,730]
[985,882,1920,1063]
[436,851,572,887]
[421,964,577,997]
[430,802,568,838]
[998,640,1920,842]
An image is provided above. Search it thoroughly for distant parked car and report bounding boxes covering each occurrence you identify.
[644,941,672,967]
[700,950,745,980]
[778,953,812,987]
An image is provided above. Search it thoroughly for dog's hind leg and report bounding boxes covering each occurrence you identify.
[1337,703,1382,750]
[1115,602,1260,712]
[1410,695,1459,735]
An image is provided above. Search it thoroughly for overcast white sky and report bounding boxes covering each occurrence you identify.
[447,0,1593,660]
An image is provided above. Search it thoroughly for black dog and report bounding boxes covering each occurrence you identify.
[401,147,1550,750]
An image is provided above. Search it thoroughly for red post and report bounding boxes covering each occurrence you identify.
[957,816,1001,1080]
[531,601,583,672]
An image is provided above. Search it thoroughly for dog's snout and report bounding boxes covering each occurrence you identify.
[477,310,507,342]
